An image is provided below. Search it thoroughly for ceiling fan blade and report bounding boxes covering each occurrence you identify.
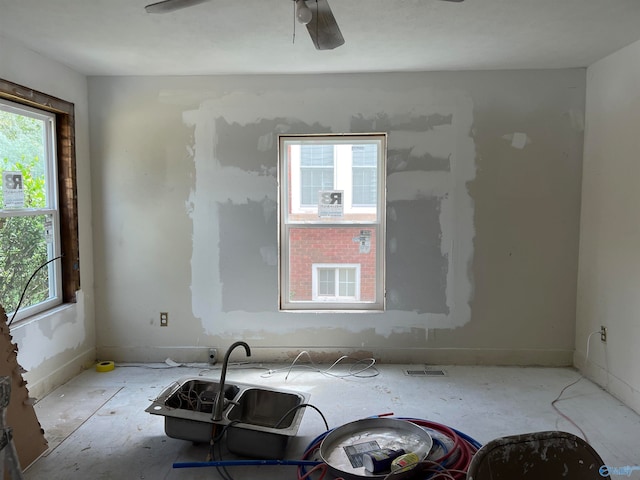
[145,0,210,14]
[305,0,345,50]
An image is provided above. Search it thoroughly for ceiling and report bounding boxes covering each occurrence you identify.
[1,0,640,76]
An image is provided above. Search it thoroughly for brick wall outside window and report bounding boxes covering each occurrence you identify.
[288,227,376,301]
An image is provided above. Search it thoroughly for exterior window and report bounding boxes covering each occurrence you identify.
[351,145,377,206]
[300,145,334,206]
[313,264,360,301]
[279,134,386,311]
[0,78,80,325]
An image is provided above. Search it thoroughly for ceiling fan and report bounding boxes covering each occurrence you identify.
[144,0,465,51]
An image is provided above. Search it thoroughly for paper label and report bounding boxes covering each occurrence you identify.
[343,441,380,468]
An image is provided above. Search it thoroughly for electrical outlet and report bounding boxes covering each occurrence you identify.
[600,325,607,342]
[208,348,217,365]
[160,312,169,327]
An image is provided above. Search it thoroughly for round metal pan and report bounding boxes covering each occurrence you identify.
[319,418,433,479]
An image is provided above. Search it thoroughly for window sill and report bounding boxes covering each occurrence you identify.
[8,302,77,330]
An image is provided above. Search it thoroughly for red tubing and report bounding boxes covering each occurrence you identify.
[405,418,478,479]
[297,418,478,480]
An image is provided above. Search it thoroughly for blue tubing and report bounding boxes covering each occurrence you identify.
[173,460,321,469]
[431,436,449,454]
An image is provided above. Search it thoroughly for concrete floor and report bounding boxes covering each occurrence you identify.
[24,363,640,479]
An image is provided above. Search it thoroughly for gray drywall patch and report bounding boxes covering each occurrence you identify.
[215,117,332,171]
[188,86,475,334]
[351,113,453,132]
[388,148,451,172]
[218,198,277,312]
[387,198,449,314]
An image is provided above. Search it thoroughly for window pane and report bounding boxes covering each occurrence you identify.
[0,109,48,210]
[288,226,374,302]
[301,145,334,166]
[301,168,333,205]
[300,145,334,206]
[352,144,377,167]
[338,268,356,297]
[318,268,334,296]
[0,214,53,312]
[352,167,377,206]
[352,144,377,206]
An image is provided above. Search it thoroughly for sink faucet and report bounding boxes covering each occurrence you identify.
[212,341,251,421]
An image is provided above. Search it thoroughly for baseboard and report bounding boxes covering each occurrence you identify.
[382,348,574,366]
[97,345,218,364]
[23,348,96,400]
[98,345,573,367]
[574,350,640,417]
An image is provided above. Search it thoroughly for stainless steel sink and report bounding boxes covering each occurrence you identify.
[146,376,309,459]
[227,387,304,428]
[225,387,309,458]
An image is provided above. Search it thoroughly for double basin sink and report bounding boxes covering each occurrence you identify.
[146,376,309,459]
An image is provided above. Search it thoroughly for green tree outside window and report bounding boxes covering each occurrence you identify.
[1,109,50,314]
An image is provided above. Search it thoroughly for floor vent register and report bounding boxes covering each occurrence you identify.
[404,369,447,377]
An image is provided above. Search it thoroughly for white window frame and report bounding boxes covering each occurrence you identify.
[0,99,62,321]
[312,263,361,302]
[278,133,386,312]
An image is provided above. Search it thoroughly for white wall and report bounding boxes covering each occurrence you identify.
[0,36,96,399]
[576,39,640,415]
[89,70,584,366]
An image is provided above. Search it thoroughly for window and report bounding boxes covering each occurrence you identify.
[1,101,61,318]
[0,79,80,324]
[312,264,360,301]
[351,145,377,206]
[300,145,334,206]
[279,134,386,311]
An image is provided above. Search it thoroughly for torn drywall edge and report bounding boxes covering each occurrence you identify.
[8,291,87,371]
